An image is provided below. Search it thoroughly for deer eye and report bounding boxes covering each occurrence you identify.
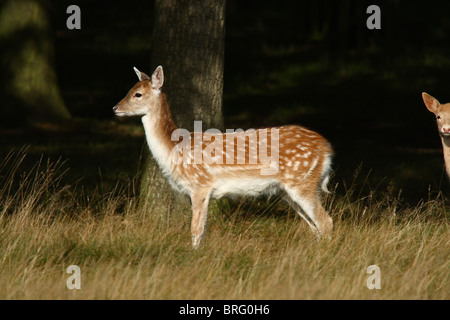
[134,93,142,98]
[437,115,441,120]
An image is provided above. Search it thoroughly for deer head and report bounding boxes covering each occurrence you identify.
[423,92,450,137]
[113,66,164,117]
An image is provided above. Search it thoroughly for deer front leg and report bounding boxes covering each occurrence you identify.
[190,189,211,249]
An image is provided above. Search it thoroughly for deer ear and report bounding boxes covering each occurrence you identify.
[151,66,164,90]
[133,67,150,81]
[422,92,441,113]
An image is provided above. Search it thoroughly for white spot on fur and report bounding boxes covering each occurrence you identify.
[304,157,319,179]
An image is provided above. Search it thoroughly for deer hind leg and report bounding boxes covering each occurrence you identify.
[284,187,333,238]
[190,188,211,249]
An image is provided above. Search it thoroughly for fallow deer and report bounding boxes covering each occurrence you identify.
[114,66,334,248]
[422,92,450,178]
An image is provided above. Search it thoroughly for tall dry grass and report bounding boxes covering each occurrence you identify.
[0,152,448,299]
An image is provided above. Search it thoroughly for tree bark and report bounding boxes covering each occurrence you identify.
[139,0,226,217]
[0,0,70,125]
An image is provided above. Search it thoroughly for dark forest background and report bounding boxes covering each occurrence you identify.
[2,0,450,205]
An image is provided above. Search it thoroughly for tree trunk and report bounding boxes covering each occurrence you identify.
[139,0,226,217]
[0,0,70,125]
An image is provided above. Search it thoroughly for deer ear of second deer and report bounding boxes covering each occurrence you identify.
[114,66,334,249]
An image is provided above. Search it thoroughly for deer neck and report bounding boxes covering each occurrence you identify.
[141,93,178,173]
[441,136,450,177]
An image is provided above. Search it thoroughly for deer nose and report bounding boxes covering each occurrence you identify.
[113,105,118,111]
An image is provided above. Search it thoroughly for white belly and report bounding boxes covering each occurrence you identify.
[210,178,280,199]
